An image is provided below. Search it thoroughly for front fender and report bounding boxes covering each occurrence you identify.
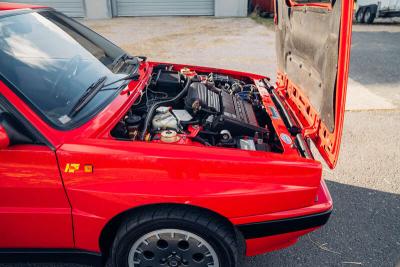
[57,139,322,251]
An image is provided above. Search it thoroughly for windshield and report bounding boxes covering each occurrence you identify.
[0,10,130,128]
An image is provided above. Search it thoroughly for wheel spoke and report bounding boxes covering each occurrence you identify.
[128,229,219,267]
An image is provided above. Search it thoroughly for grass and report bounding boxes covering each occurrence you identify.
[250,12,275,29]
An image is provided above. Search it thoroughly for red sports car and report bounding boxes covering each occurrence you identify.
[0,1,353,267]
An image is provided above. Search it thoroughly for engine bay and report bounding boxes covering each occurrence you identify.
[111,64,284,153]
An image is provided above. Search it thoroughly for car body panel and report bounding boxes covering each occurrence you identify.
[0,2,348,261]
[245,227,316,256]
[0,2,43,11]
[275,0,354,168]
[0,145,73,248]
[57,138,322,251]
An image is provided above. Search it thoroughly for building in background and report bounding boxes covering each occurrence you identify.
[4,0,249,19]
[251,0,274,14]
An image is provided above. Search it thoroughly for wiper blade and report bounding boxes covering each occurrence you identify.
[68,76,107,118]
[100,72,141,91]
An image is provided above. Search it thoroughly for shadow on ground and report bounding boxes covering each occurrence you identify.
[1,181,399,267]
[246,180,400,267]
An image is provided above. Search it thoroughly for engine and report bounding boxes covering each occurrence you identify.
[111,65,283,153]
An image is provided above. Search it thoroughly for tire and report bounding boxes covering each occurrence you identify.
[111,206,243,267]
[356,8,365,23]
[364,8,376,24]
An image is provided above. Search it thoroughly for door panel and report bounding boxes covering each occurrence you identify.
[0,145,73,248]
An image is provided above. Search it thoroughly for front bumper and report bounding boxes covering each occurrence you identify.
[232,179,333,256]
[237,208,332,240]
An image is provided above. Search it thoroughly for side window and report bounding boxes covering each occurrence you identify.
[0,102,43,146]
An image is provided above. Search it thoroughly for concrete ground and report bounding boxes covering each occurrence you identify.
[2,17,399,267]
[83,17,277,78]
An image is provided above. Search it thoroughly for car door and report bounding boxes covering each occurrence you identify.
[0,99,73,248]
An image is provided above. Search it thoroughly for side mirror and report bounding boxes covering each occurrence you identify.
[0,112,32,147]
[0,125,10,149]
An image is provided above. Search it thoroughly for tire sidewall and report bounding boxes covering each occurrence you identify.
[113,218,236,267]
[365,8,375,24]
[356,9,365,23]
[365,9,371,23]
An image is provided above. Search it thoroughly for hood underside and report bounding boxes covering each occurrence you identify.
[275,0,353,168]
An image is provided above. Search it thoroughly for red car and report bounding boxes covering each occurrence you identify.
[0,1,353,267]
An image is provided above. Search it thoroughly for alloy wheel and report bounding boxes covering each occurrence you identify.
[128,229,220,267]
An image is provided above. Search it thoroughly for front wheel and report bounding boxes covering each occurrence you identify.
[111,206,243,267]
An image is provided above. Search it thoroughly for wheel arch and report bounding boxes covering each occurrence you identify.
[98,203,242,261]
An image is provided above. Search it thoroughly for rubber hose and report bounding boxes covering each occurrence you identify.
[140,78,192,141]
[191,136,211,146]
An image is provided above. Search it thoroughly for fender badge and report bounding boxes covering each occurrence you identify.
[84,164,94,173]
[64,163,80,173]
[280,133,293,145]
[64,163,93,173]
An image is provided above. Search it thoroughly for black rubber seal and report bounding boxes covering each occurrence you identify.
[237,209,332,239]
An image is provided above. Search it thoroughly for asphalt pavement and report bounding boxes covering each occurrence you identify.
[1,18,399,267]
[347,24,400,109]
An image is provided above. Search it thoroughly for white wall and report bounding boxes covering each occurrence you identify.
[83,0,248,19]
[215,0,248,17]
[85,0,112,19]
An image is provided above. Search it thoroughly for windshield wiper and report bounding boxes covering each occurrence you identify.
[111,53,147,73]
[111,53,136,71]
[100,71,141,91]
[111,53,130,68]
[68,76,108,118]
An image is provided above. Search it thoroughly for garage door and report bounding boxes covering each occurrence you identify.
[114,0,215,16]
[4,0,86,17]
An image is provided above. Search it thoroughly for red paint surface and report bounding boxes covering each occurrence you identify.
[0,61,330,255]
[0,2,44,11]
[0,145,73,248]
[246,228,316,256]
[277,0,354,168]
[0,1,352,258]
[0,125,10,149]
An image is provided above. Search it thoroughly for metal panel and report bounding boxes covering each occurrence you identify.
[4,0,86,17]
[115,0,215,16]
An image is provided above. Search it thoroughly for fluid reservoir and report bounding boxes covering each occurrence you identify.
[160,130,180,143]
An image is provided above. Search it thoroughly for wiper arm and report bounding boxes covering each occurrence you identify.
[101,71,140,89]
[68,76,107,118]
[111,53,147,72]
[111,53,139,72]
[111,53,130,69]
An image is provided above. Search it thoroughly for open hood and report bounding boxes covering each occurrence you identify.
[275,0,354,168]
